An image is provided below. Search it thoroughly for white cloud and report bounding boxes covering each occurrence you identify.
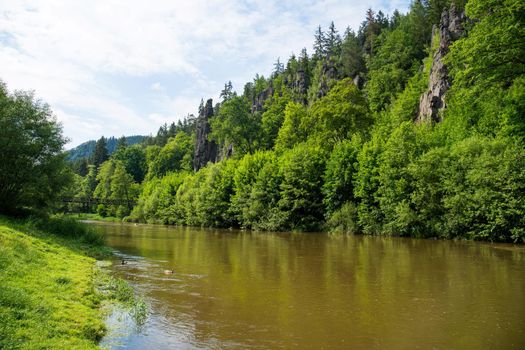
[150,82,164,92]
[0,0,410,147]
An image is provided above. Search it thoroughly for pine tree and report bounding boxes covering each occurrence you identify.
[340,28,365,78]
[359,8,381,56]
[313,25,326,58]
[298,48,309,71]
[91,136,109,168]
[326,21,342,56]
[273,57,285,77]
[116,136,127,151]
[220,81,234,101]
[156,124,169,146]
[78,158,89,177]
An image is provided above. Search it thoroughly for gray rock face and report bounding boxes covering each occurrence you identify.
[353,75,364,89]
[316,59,339,98]
[252,85,274,113]
[418,4,465,123]
[193,99,218,171]
[289,69,309,104]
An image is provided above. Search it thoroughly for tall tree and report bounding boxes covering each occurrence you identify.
[340,28,366,78]
[116,136,127,152]
[91,136,109,168]
[210,95,260,157]
[313,25,327,58]
[0,82,71,213]
[220,81,235,101]
[113,144,148,183]
[273,57,285,76]
[325,21,342,56]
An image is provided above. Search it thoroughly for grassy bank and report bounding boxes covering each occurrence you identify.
[0,216,141,349]
[63,213,122,223]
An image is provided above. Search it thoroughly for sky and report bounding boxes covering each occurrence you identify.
[0,0,410,148]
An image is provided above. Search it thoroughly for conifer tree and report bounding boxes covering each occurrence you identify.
[116,136,127,151]
[91,136,109,168]
[313,26,326,58]
[220,81,234,101]
[325,21,342,56]
[273,57,285,77]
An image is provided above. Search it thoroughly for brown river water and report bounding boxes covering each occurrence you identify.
[91,222,525,349]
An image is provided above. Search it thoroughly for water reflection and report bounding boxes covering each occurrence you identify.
[94,222,525,350]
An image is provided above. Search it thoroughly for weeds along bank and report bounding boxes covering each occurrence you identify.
[0,216,143,349]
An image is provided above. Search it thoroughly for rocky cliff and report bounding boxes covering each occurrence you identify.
[315,59,339,99]
[251,85,274,113]
[193,99,218,171]
[418,4,466,123]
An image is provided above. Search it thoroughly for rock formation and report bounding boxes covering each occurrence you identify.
[417,4,466,123]
[316,59,339,99]
[352,75,364,89]
[251,85,274,113]
[289,69,309,104]
[193,99,218,171]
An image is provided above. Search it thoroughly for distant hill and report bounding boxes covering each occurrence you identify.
[66,135,146,161]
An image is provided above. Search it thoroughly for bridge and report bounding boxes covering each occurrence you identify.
[61,197,136,206]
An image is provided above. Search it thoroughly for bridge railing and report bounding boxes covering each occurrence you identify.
[61,197,136,206]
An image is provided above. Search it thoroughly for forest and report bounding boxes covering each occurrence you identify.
[4,0,524,242]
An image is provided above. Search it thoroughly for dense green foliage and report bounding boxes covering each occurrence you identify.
[0,82,71,214]
[67,0,524,242]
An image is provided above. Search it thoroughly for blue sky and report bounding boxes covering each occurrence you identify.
[1,0,410,147]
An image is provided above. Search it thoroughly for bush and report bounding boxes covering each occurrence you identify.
[322,136,362,216]
[32,216,105,245]
[277,142,328,231]
[442,136,525,242]
[325,202,359,234]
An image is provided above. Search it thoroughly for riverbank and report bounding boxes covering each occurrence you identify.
[0,216,142,349]
[64,212,122,223]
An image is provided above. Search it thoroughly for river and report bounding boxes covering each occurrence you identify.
[92,222,525,349]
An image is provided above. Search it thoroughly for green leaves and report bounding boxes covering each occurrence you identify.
[0,83,71,213]
[308,78,371,142]
[93,160,138,218]
[277,142,328,231]
[446,0,525,89]
[210,96,260,157]
[146,132,193,180]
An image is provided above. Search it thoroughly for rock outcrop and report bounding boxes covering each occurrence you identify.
[193,99,218,171]
[352,75,364,89]
[288,69,309,104]
[417,4,466,123]
[316,59,339,99]
[251,85,274,113]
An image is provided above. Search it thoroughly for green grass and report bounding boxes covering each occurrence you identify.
[0,216,144,349]
[63,213,122,223]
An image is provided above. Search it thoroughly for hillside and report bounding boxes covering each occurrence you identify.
[68,0,525,242]
[67,135,145,161]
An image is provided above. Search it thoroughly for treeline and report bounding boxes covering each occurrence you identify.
[67,135,145,163]
[69,0,525,242]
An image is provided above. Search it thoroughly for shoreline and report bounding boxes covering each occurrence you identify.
[71,213,525,245]
[0,216,145,349]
